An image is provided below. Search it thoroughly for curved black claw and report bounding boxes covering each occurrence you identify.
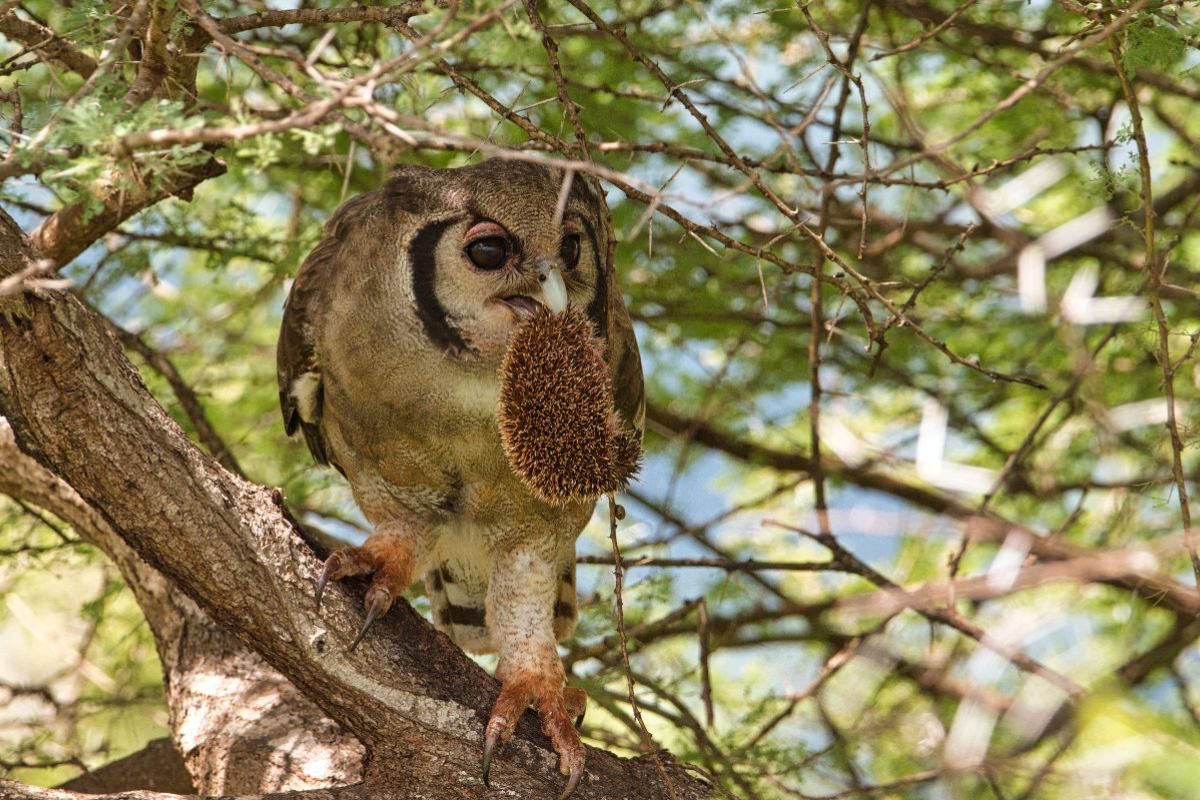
[348,592,388,651]
[315,562,333,611]
[481,727,500,787]
[559,759,583,800]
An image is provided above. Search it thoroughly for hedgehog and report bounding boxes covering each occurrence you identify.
[498,308,641,505]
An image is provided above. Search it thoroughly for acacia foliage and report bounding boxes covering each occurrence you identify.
[1,2,1199,799]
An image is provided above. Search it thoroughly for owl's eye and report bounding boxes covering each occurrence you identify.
[465,236,509,270]
[560,234,581,269]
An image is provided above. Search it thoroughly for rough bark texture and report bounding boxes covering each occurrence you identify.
[0,207,709,799]
[1,414,364,795]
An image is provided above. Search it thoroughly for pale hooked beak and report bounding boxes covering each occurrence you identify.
[537,262,568,314]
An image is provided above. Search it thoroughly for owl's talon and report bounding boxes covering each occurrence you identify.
[314,545,376,612]
[541,691,586,794]
[564,687,587,730]
[483,675,586,794]
[314,562,332,611]
[349,588,392,651]
[559,758,583,800]
[312,533,413,649]
[481,714,511,787]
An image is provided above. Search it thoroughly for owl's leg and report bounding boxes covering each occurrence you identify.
[315,520,429,649]
[481,548,584,798]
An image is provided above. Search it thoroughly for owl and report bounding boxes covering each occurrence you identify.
[277,159,644,797]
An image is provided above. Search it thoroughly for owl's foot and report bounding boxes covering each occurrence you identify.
[314,533,413,650]
[564,687,588,727]
[482,673,587,798]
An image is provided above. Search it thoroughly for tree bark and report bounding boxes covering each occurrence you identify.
[2,412,364,795]
[0,206,709,799]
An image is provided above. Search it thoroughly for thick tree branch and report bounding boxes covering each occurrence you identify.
[31,157,226,267]
[57,739,194,795]
[0,418,364,795]
[0,784,189,800]
[0,10,97,78]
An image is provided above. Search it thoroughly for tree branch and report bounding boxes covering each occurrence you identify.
[31,157,226,267]
[0,10,97,78]
[218,3,427,34]
[0,417,365,795]
[57,739,194,795]
[645,400,1200,619]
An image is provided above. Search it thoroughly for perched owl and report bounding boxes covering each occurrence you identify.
[277,159,644,797]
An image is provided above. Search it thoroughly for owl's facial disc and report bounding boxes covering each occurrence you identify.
[462,217,568,321]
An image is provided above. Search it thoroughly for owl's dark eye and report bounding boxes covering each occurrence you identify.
[465,236,509,270]
[560,233,581,269]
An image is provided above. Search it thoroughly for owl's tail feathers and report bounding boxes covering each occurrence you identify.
[425,563,493,653]
[553,562,578,642]
[424,561,578,653]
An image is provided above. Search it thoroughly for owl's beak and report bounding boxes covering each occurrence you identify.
[537,263,568,314]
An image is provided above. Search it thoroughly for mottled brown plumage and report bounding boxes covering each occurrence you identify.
[276,159,644,797]
[499,309,641,504]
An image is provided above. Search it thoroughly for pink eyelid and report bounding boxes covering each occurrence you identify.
[464,221,507,241]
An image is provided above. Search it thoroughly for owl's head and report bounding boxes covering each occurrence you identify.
[383,159,611,364]
[280,157,644,469]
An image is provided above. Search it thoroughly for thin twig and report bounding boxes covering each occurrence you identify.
[607,494,678,800]
[1107,29,1199,584]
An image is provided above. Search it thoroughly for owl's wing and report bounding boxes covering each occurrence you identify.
[605,257,646,439]
[277,240,333,466]
[277,192,382,468]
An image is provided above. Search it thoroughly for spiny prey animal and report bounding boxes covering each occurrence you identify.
[277,159,644,797]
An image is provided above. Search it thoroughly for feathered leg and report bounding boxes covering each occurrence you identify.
[481,546,584,798]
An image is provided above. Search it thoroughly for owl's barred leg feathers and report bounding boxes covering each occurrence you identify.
[483,547,586,798]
